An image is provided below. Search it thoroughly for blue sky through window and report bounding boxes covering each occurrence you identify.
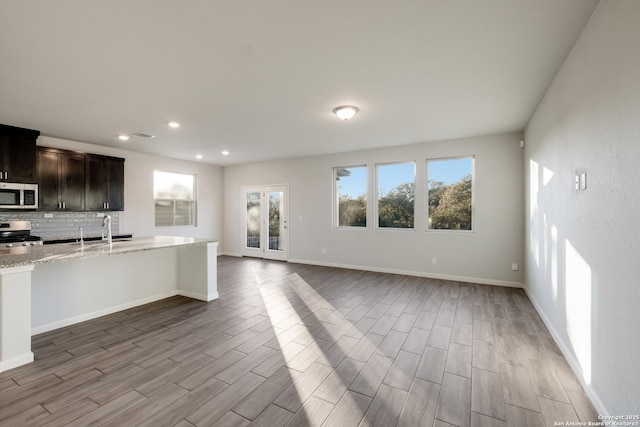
[336,166,367,199]
[337,158,472,198]
[428,157,473,188]
[377,163,414,196]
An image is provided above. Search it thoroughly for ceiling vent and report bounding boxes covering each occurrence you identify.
[131,132,155,139]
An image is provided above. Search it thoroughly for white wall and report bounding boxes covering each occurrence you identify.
[32,248,178,331]
[524,0,640,414]
[37,136,223,240]
[224,132,524,286]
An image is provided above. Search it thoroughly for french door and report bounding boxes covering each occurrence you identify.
[241,185,288,261]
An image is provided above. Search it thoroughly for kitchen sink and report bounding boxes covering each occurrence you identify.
[69,240,107,246]
[44,234,134,245]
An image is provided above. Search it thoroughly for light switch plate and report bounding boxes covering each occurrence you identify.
[580,173,587,190]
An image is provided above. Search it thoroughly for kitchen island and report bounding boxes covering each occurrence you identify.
[0,236,218,373]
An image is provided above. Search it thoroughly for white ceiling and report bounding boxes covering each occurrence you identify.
[0,0,598,166]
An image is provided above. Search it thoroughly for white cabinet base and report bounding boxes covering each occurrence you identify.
[0,265,35,373]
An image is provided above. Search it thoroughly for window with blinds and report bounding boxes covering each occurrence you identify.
[154,170,196,226]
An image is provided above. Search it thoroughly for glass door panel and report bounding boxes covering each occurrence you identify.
[246,192,261,249]
[268,190,284,251]
[241,185,288,260]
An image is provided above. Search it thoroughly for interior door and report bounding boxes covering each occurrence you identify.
[241,185,288,261]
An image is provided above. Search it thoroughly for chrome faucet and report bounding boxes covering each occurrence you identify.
[78,226,84,247]
[101,214,112,245]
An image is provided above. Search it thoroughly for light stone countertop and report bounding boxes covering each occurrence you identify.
[0,236,218,269]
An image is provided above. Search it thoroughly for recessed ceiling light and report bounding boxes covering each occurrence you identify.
[168,121,180,128]
[333,105,359,120]
[221,150,230,156]
[118,135,130,141]
[195,154,203,159]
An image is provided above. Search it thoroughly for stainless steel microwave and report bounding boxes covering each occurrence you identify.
[0,183,38,209]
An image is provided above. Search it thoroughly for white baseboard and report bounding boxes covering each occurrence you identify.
[177,290,219,302]
[31,291,180,335]
[0,352,34,374]
[524,288,608,416]
[31,288,221,336]
[218,252,242,257]
[288,258,524,288]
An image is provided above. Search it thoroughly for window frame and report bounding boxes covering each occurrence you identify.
[153,170,198,227]
[425,155,475,233]
[332,165,368,229]
[375,160,416,231]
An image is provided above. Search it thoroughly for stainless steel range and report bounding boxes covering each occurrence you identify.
[0,220,43,248]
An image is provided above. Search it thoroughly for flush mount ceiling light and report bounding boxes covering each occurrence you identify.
[221,150,230,156]
[168,121,180,128]
[131,132,155,139]
[118,135,130,141]
[195,154,203,159]
[333,105,359,121]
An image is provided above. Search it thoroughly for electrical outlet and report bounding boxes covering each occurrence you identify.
[43,213,53,218]
[512,263,519,271]
[96,212,104,217]
[431,257,437,265]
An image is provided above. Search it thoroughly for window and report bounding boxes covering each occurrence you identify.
[377,162,415,229]
[154,170,196,226]
[334,166,367,227]
[427,156,473,231]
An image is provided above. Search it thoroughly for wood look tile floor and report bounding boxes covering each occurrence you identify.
[0,256,599,426]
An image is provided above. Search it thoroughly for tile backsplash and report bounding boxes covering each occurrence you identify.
[0,211,120,240]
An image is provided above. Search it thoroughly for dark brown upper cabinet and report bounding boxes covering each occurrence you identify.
[0,124,40,183]
[85,155,125,211]
[37,147,85,211]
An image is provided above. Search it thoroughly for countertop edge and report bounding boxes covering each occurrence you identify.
[0,236,219,270]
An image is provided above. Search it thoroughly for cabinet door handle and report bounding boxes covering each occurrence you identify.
[3,172,6,180]
[106,202,109,210]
